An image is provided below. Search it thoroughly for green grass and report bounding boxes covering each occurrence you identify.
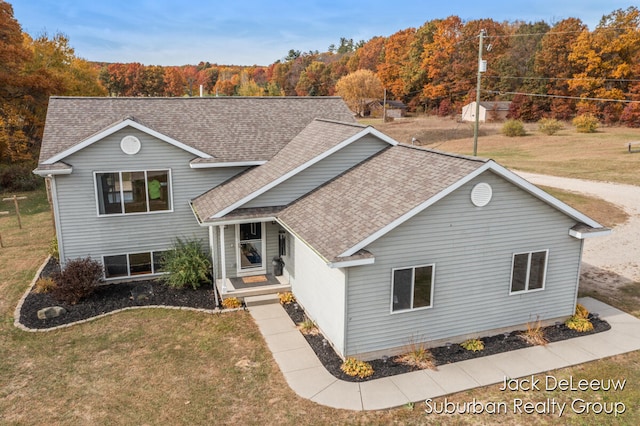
[1,167,639,424]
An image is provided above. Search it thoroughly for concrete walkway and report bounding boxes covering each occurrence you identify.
[249,297,640,411]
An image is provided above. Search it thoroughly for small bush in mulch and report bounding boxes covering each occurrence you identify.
[50,257,103,305]
[283,302,611,382]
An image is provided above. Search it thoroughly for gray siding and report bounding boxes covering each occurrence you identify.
[54,128,245,269]
[344,171,583,357]
[244,135,389,208]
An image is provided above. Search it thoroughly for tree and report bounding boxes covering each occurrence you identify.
[534,18,586,119]
[377,28,416,98]
[295,61,331,96]
[568,7,640,123]
[335,69,383,116]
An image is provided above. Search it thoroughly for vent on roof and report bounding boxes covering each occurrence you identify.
[121,135,141,155]
[471,183,492,207]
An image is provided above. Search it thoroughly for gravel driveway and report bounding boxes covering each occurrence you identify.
[516,171,640,283]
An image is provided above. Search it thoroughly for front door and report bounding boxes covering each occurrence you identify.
[236,222,266,276]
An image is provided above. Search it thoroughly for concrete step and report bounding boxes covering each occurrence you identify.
[244,293,280,307]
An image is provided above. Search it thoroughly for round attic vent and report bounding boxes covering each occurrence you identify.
[120,135,141,155]
[471,183,493,207]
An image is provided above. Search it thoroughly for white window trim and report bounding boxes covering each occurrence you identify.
[390,264,435,314]
[102,250,168,280]
[235,222,267,277]
[509,249,549,295]
[93,169,174,217]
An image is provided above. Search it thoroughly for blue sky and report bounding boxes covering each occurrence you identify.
[12,1,634,66]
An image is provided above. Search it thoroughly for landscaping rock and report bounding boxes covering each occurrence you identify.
[37,306,67,320]
[130,283,154,302]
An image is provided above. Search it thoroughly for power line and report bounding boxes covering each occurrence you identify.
[483,90,640,103]
[484,76,640,83]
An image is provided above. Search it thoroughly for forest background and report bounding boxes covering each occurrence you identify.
[1,1,639,169]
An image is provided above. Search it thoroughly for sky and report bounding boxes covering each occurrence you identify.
[12,0,636,66]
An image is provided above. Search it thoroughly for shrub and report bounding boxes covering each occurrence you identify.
[575,303,589,319]
[278,291,295,305]
[501,119,526,137]
[33,277,57,294]
[221,297,242,309]
[395,344,435,370]
[297,318,319,335]
[460,338,484,352]
[565,315,594,332]
[573,113,599,133]
[340,357,374,379]
[0,164,43,192]
[520,318,547,346]
[159,238,211,289]
[538,118,563,135]
[49,237,59,261]
[51,257,103,304]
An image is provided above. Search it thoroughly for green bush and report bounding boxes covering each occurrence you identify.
[573,113,599,133]
[159,238,211,289]
[0,164,43,192]
[51,257,103,304]
[460,338,485,352]
[501,119,526,137]
[538,118,563,135]
[49,237,59,261]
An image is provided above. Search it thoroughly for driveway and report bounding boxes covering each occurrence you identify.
[516,171,640,283]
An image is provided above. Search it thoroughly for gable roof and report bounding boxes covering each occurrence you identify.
[277,145,489,262]
[38,96,356,166]
[277,144,608,263]
[191,119,397,221]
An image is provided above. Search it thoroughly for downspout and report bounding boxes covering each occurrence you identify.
[343,267,349,358]
[48,175,65,265]
[209,225,220,307]
[572,240,585,311]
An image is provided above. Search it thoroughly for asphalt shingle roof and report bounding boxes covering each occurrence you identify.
[278,145,488,262]
[38,96,356,164]
[192,119,368,220]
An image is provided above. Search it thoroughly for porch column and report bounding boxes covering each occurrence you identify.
[219,225,227,293]
[208,226,220,306]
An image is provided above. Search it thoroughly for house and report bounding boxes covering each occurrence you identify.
[36,96,610,360]
[365,99,408,118]
[461,101,512,122]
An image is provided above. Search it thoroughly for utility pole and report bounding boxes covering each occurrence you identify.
[382,88,387,122]
[473,29,486,157]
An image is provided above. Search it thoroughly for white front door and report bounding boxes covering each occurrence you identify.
[236,222,266,276]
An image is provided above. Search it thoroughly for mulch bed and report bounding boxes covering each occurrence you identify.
[282,302,611,383]
[19,257,218,329]
[21,258,611,383]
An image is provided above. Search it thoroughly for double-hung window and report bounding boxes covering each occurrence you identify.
[391,265,434,312]
[510,250,548,294]
[95,170,171,215]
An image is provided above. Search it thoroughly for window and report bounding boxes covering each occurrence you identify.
[391,265,434,312]
[104,251,167,279]
[95,170,171,215]
[510,250,548,293]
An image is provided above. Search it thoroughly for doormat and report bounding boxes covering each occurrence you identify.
[243,275,268,284]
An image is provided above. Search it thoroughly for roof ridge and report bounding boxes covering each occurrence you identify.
[396,143,490,163]
[312,118,367,128]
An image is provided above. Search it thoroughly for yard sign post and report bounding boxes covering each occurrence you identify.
[2,195,27,229]
[0,211,8,247]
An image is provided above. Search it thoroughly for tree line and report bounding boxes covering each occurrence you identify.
[1,0,640,165]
